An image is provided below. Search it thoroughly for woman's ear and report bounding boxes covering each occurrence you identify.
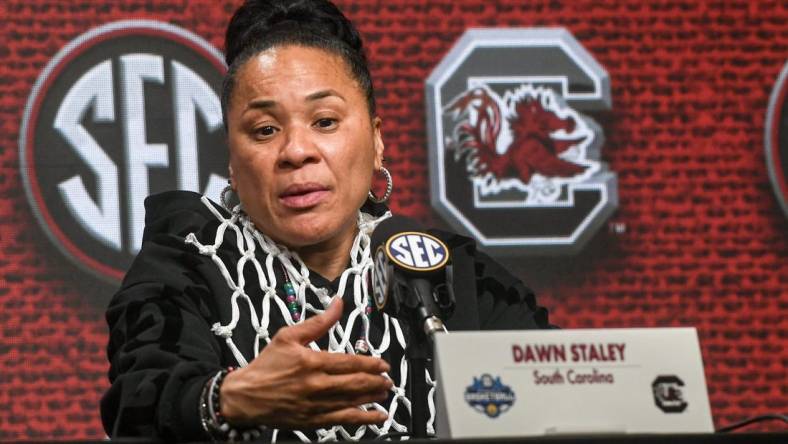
[372,116,385,170]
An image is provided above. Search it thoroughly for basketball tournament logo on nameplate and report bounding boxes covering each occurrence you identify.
[765,59,788,220]
[19,20,228,284]
[464,373,516,418]
[426,28,618,254]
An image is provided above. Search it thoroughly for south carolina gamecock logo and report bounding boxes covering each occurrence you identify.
[652,375,688,413]
[426,28,618,254]
[445,84,598,204]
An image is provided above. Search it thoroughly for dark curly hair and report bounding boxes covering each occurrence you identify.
[221,0,376,129]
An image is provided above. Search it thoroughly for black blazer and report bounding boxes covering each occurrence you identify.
[101,191,553,442]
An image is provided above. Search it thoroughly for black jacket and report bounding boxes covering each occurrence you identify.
[101,191,553,441]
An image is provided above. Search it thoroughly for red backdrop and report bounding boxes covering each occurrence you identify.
[1,0,786,439]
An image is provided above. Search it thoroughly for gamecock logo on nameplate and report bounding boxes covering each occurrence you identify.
[652,375,688,413]
[426,28,618,254]
[19,20,228,283]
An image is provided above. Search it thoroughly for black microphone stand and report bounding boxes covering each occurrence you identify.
[396,278,447,439]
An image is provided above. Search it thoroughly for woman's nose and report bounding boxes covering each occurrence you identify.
[277,126,320,168]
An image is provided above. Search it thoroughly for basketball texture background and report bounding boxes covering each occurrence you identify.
[1,0,786,439]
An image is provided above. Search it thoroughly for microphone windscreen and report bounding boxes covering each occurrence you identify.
[370,215,425,252]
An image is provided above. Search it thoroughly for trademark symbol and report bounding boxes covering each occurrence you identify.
[609,222,627,234]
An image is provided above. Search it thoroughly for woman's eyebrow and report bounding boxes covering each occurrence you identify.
[306,89,346,102]
[246,99,277,112]
[244,90,345,113]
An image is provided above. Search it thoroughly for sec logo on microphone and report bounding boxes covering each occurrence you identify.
[384,232,450,272]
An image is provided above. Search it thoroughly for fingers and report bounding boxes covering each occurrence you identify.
[308,407,388,428]
[277,297,343,345]
[309,372,392,397]
[302,388,389,417]
[320,351,390,375]
[242,298,396,430]
[319,390,390,412]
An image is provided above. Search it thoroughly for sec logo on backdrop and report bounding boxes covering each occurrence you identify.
[426,28,618,255]
[20,20,228,283]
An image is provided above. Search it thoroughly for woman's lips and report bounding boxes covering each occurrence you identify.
[279,183,330,209]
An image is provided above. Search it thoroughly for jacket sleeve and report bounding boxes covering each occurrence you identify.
[433,228,555,331]
[472,249,554,330]
[101,192,225,441]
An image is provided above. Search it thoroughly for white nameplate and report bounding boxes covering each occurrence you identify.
[434,328,713,438]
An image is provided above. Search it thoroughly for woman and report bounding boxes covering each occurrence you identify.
[101,0,552,441]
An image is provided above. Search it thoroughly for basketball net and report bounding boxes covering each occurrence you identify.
[185,196,436,442]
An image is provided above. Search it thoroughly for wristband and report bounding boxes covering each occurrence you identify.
[199,367,267,442]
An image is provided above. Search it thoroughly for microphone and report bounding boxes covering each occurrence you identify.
[370,216,455,337]
[370,216,454,438]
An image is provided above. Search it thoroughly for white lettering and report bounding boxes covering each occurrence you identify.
[54,60,121,250]
[390,236,414,267]
[407,234,428,268]
[423,237,444,266]
[171,61,224,194]
[120,53,168,253]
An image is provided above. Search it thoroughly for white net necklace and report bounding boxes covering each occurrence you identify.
[184,196,437,442]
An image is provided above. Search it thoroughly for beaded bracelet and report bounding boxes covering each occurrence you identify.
[200,367,266,442]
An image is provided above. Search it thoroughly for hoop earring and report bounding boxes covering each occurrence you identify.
[368,166,393,204]
[221,181,236,211]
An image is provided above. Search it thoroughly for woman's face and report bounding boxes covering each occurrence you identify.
[226,45,384,249]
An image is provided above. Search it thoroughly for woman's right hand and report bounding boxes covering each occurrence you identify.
[218,298,392,429]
